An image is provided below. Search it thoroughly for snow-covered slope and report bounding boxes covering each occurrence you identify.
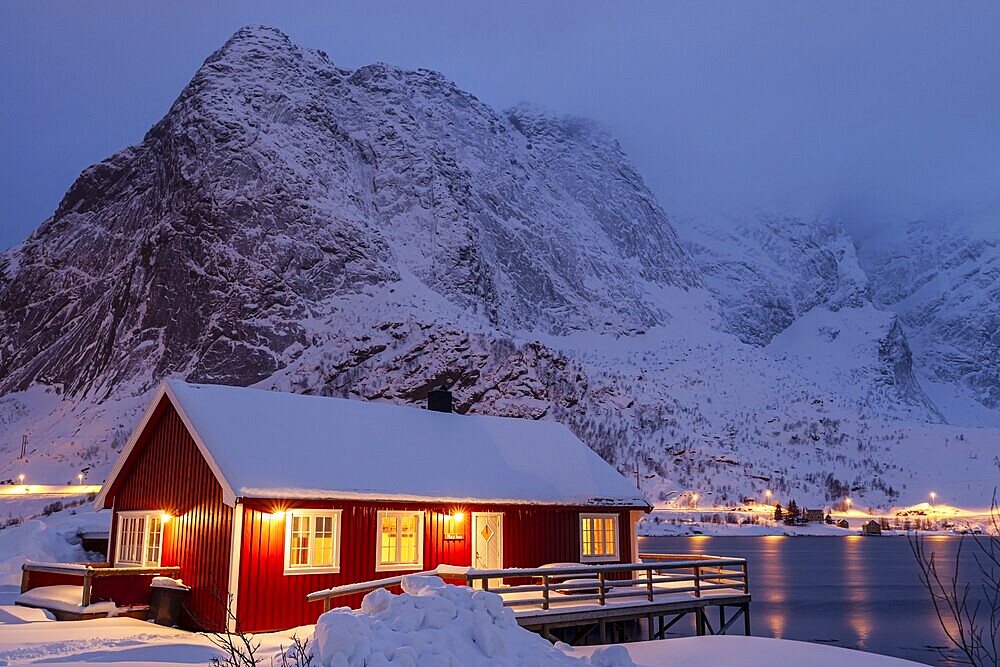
[858,219,1000,415]
[680,213,938,416]
[0,26,997,510]
[682,213,869,347]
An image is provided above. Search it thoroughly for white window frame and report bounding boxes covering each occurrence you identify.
[375,510,425,572]
[579,513,620,563]
[114,510,165,567]
[283,509,343,575]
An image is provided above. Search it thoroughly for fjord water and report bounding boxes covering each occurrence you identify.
[640,535,979,665]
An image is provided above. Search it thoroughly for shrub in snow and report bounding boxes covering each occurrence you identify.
[42,501,64,516]
[311,575,633,667]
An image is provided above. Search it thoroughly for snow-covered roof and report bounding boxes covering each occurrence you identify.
[97,380,648,509]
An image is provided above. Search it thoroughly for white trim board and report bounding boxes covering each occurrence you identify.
[225,502,244,633]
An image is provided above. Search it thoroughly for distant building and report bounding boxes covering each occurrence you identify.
[836,519,850,529]
[862,520,882,536]
[803,509,824,523]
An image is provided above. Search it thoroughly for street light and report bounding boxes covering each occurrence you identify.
[18,474,24,485]
[692,493,699,507]
[930,492,936,508]
[845,497,852,511]
[78,473,84,485]
[765,489,772,502]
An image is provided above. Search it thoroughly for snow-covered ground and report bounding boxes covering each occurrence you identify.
[572,636,921,666]
[0,504,108,587]
[0,574,921,666]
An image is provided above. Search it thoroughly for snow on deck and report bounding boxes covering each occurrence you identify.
[14,585,116,615]
[166,380,648,507]
[503,583,749,620]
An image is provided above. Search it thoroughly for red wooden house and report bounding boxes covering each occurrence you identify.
[38,380,649,632]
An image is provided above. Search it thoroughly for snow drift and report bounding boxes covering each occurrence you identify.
[311,575,633,667]
[0,507,108,586]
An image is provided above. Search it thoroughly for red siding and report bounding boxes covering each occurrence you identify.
[92,574,162,607]
[108,398,233,630]
[24,570,84,590]
[236,498,635,632]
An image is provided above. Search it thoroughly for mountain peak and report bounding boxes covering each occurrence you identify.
[0,26,702,397]
[217,24,296,53]
[190,24,312,95]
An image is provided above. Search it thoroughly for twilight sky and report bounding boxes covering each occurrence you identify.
[1,1,998,250]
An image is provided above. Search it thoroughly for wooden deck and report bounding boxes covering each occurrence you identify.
[19,560,181,620]
[508,588,750,643]
[308,553,751,646]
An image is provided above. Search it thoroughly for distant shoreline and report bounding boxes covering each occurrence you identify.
[639,503,993,538]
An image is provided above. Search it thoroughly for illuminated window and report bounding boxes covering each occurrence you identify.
[376,510,424,571]
[284,509,342,574]
[580,513,619,562]
[114,511,164,567]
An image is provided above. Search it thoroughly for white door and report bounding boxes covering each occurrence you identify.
[472,512,503,588]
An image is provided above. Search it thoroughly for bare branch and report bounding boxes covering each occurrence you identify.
[911,489,1000,667]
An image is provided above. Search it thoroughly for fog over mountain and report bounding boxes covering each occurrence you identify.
[2,2,998,251]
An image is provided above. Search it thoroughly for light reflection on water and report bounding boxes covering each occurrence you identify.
[640,534,976,666]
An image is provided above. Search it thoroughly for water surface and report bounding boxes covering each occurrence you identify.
[639,535,980,665]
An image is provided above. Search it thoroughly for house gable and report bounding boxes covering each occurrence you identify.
[95,383,237,510]
[107,398,234,630]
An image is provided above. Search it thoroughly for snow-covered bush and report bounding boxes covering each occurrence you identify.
[311,575,633,667]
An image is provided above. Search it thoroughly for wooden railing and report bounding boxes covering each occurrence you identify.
[21,561,181,607]
[465,557,748,611]
[306,555,748,613]
[307,565,469,612]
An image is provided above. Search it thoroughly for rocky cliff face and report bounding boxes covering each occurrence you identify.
[678,213,939,417]
[0,25,700,400]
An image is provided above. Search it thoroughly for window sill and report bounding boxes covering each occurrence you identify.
[375,563,424,573]
[113,561,160,568]
[580,556,620,564]
[283,566,341,576]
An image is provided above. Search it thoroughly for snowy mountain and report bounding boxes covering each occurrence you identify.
[0,26,698,400]
[0,26,997,509]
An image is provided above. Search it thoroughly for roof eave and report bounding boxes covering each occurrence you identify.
[93,380,239,512]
